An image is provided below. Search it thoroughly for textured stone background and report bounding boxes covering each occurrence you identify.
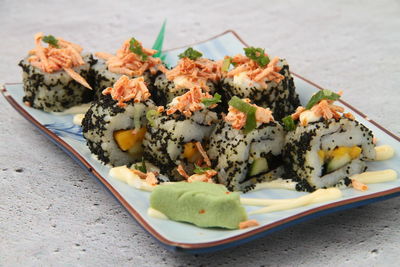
[1,0,399,266]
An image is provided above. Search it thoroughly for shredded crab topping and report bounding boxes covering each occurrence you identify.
[27,32,91,89]
[344,112,355,120]
[227,54,284,87]
[372,137,378,144]
[176,164,217,183]
[187,170,217,183]
[290,92,352,126]
[352,179,368,191]
[311,100,344,120]
[225,98,274,130]
[291,106,306,120]
[166,87,212,117]
[130,169,159,187]
[95,38,166,76]
[177,165,190,179]
[156,106,165,113]
[195,142,211,167]
[165,57,222,91]
[239,219,260,229]
[225,107,247,130]
[102,75,150,107]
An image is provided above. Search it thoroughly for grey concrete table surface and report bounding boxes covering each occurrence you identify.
[1,0,399,266]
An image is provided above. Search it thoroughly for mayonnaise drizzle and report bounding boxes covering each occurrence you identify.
[246,188,342,215]
[147,207,168,220]
[299,110,321,125]
[253,178,297,191]
[374,145,395,161]
[351,169,397,184]
[109,165,154,192]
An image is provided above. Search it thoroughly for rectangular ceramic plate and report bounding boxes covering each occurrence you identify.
[2,30,400,253]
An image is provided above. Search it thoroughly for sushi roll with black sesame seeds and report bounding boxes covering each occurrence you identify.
[142,87,219,179]
[220,47,299,120]
[207,97,285,192]
[153,47,222,106]
[282,90,376,191]
[92,37,167,100]
[19,33,95,112]
[82,75,155,166]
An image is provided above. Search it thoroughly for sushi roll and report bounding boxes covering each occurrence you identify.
[153,47,222,106]
[220,47,300,120]
[82,75,155,166]
[93,37,167,100]
[142,87,219,179]
[19,33,94,112]
[282,90,376,191]
[207,97,285,192]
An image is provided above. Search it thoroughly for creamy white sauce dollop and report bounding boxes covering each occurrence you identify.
[109,165,154,192]
[52,103,91,115]
[233,72,262,90]
[173,75,190,90]
[374,145,395,161]
[73,114,85,126]
[147,208,168,220]
[299,110,321,125]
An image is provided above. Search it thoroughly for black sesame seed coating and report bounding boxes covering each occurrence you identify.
[82,93,155,166]
[90,58,167,100]
[207,120,285,192]
[153,73,219,106]
[283,117,375,191]
[19,54,95,112]
[142,110,217,179]
[220,60,300,121]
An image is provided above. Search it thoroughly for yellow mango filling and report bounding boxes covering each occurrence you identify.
[318,146,362,173]
[114,127,147,152]
[319,146,361,161]
[183,142,202,163]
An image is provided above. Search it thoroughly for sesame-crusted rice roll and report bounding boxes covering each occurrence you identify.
[142,87,219,179]
[82,75,155,166]
[220,47,299,120]
[207,97,285,192]
[19,33,94,112]
[282,90,376,191]
[153,47,222,106]
[92,37,167,100]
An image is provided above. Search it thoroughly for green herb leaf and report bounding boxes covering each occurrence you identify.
[305,89,341,109]
[243,47,270,67]
[243,111,257,134]
[282,115,296,131]
[178,47,202,60]
[201,93,221,107]
[42,35,59,48]
[193,164,211,174]
[129,38,148,61]
[146,109,160,127]
[228,96,257,115]
[221,57,231,72]
[228,96,258,133]
[134,157,147,173]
